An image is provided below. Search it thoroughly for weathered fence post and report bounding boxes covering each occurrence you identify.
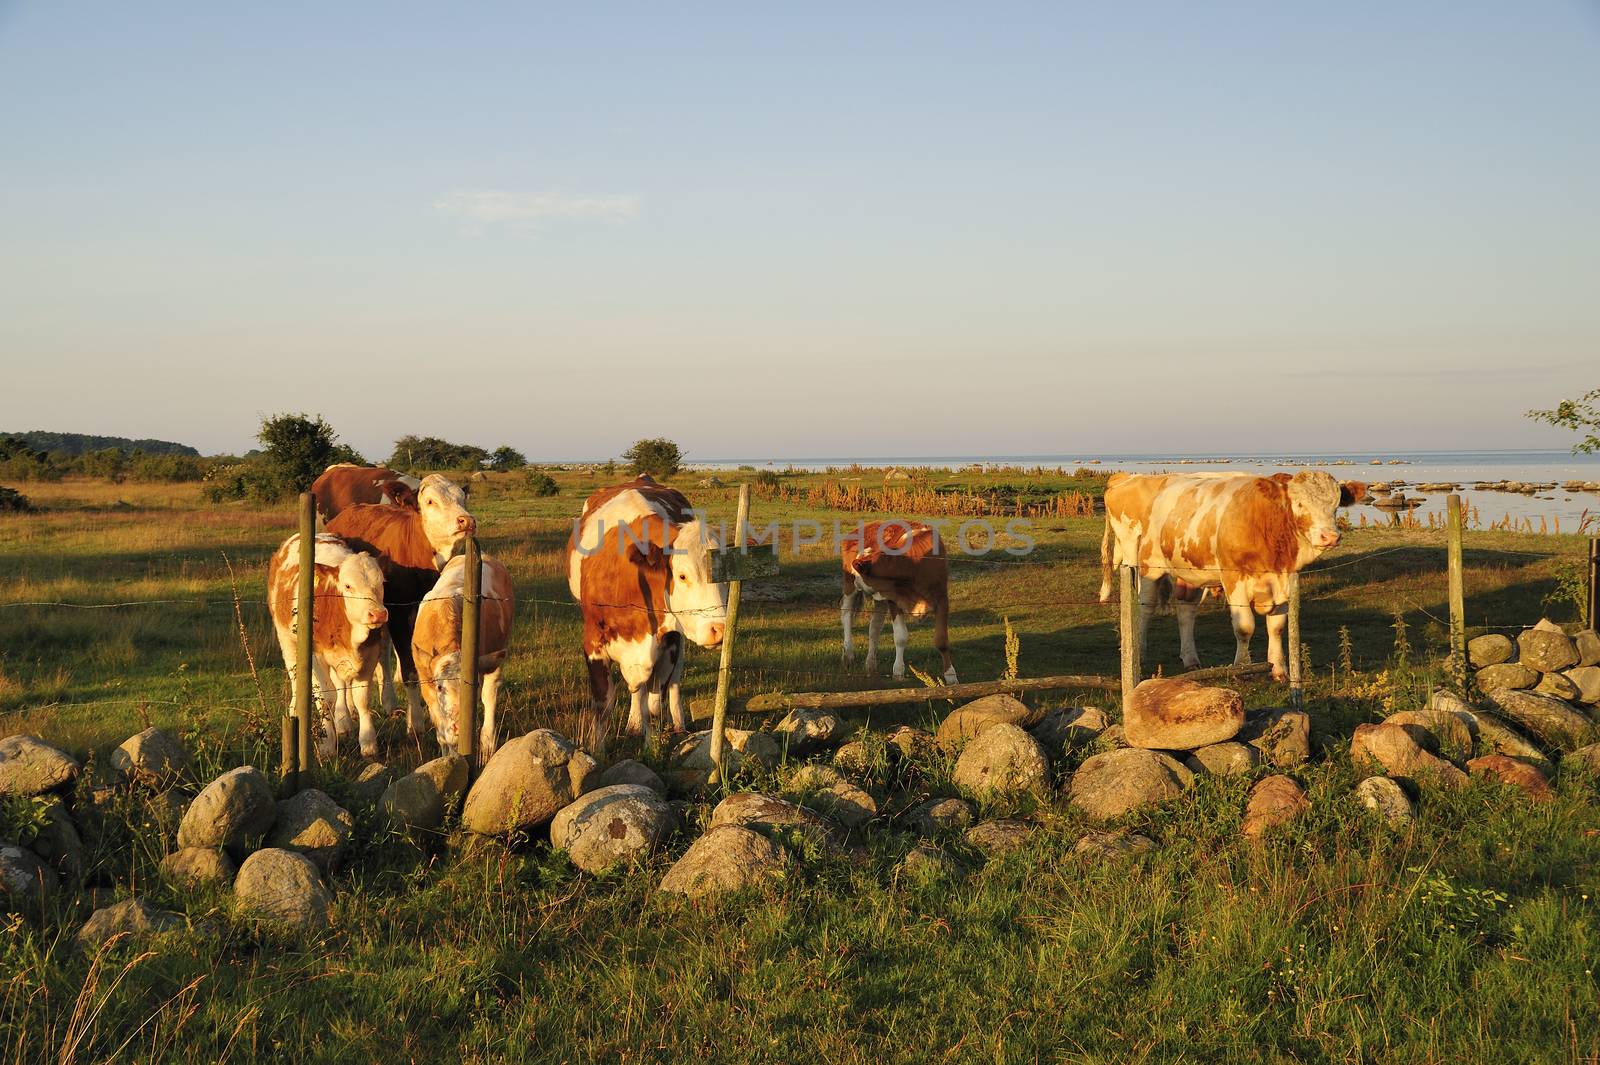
[1119,564,1140,717]
[456,534,481,770]
[1447,493,1467,692]
[1588,536,1599,632]
[1287,572,1302,709]
[285,491,316,791]
[708,483,751,779]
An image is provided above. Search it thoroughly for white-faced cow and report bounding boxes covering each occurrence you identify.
[310,463,420,523]
[566,476,726,749]
[411,553,515,757]
[1098,471,1366,680]
[840,520,957,683]
[326,475,475,735]
[267,533,388,758]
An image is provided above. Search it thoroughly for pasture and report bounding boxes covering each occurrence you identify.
[3,467,1599,1063]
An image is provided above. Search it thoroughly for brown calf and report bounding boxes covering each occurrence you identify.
[840,520,957,683]
[412,553,515,757]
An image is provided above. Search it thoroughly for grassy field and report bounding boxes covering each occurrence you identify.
[2,468,1598,1063]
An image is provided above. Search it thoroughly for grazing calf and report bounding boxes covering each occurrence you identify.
[412,553,515,757]
[1098,470,1365,680]
[326,475,475,734]
[310,463,420,522]
[840,520,957,683]
[266,533,388,758]
[566,476,726,748]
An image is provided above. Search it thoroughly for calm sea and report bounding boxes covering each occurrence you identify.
[695,449,1600,530]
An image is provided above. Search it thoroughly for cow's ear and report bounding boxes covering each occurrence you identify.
[1272,472,1294,485]
[1339,481,1368,506]
[624,517,668,569]
[386,481,418,509]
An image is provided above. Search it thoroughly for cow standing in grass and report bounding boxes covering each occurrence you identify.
[1098,470,1366,680]
[412,553,515,757]
[326,475,475,737]
[266,533,388,759]
[566,476,726,749]
[840,520,957,683]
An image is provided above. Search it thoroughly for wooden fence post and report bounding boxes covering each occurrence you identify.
[1588,536,1599,632]
[287,492,315,791]
[708,484,750,778]
[1287,571,1302,709]
[456,534,481,770]
[1119,564,1140,717]
[1447,493,1467,692]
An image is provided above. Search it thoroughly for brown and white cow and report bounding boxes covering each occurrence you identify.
[566,476,727,749]
[412,553,515,757]
[1098,471,1366,680]
[267,533,388,758]
[310,463,420,522]
[326,475,475,734]
[840,520,957,683]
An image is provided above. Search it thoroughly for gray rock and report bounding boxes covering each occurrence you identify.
[349,763,393,806]
[268,789,354,872]
[1576,629,1600,667]
[1384,709,1474,760]
[1097,724,1129,750]
[785,765,877,829]
[1124,677,1244,751]
[885,725,937,763]
[76,899,185,951]
[1563,666,1600,705]
[461,730,597,836]
[962,818,1036,857]
[1354,776,1415,828]
[161,847,236,888]
[1535,672,1582,701]
[1444,706,1554,776]
[176,766,277,855]
[1184,742,1260,777]
[594,759,666,795]
[234,848,333,931]
[773,708,845,756]
[1240,775,1309,840]
[658,825,791,898]
[30,798,83,880]
[1,842,57,906]
[708,792,840,852]
[1563,742,1600,778]
[1073,830,1157,861]
[666,728,781,789]
[1482,688,1596,751]
[1467,754,1554,802]
[1236,708,1311,768]
[898,843,964,880]
[1517,627,1579,673]
[903,797,976,835]
[381,754,469,832]
[1069,748,1191,822]
[1467,634,1515,668]
[1350,724,1467,787]
[952,724,1050,799]
[550,785,676,874]
[831,740,873,774]
[145,789,192,833]
[1029,706,1109,756]
[0,735,80,797]
[936,694,1035,748]
[109,728,193,788]
[1476,663,1539,691]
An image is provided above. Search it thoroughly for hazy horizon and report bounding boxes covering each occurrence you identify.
[3,3,1598,460]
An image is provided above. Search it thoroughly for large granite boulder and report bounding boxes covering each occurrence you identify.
[936,694,1036,748]
[550,785,676,874]
[1353,776,1415,828]
[460,732,595,836]
[176,767,277,855]
[1467,634,1515,668]
[1236,708,1311,768]
[708,793,840,852]
[109,728,193,788]
[381,754,469,833]
[1467,755,1553,802]
[785,765,877,829]
[76,899,185,951]
[1517,626,1579,673]
[268,789,354,871]
[1240,775,1308,840]
[1475,663,1538,691]
[1069,748,1191,822]
[1350,724,1466,788]
[658,826,791,898]
[0,736,79,797]
[952,724,1049,798]
[1124,678,1243,750]
[1481,689,1595,752]
[234,848,333,931]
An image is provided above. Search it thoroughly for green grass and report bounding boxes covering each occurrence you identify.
[2,471,1598,1063]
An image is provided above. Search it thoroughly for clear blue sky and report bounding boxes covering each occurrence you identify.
[2,2,1597,460]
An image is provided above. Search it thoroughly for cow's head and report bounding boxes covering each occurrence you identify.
[377,478,419,510]
[623,515,727,649]
[335,552,388,631]
[417,475,476,561]
[1286,471,1363,550]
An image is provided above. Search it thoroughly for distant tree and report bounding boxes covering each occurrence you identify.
[489,446,527,472]
[1527,387,1600,454]
[388,435,490,471]
[623,438,683,479]
[257,413,352,498]
[1,430,199,457]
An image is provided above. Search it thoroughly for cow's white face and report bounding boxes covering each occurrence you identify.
[666,519,727,649]
[426,651,463,751]
[336,553,388,631]
[417,475,475,559]
[1287,471,1347,550]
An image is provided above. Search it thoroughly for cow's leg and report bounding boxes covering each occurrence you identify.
[272,621,298,716]
[890,608,910,680]
[666,643,689,732]
[350,658,379,759]
[840,582,861,665]
[312,658,338,761]
[934,597,957,684]
[584,655,616,755]
[330,663,354,738]
[1174,587,1203,670]
[1228,602,1257,667]
[1135,573,1164,663]
[377,629,399,715]
[648,632,686,733]
[864,599,887,674]
[1263,602,1289,682]
[620,648,656,742]
[479,669,501,758]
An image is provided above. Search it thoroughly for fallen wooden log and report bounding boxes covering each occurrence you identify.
[740,663,1274,713]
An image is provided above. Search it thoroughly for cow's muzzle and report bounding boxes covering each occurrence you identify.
[457,514,477,534]
[702,623,726,649]
[368,609,389,626]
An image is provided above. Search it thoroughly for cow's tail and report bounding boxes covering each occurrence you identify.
[1097,514,1115,603]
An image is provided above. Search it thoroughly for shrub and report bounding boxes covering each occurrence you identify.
[623,438,682,479]
[754,469,781,488]
[524,470,559,497]
[389,435,489,472]
[0,486,34,512]
[255,413,357,500]
[490,446,527,472]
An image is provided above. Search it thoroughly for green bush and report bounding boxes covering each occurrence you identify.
[623,438,682,479]
[524,470,559,497]
[490,445,528,472]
